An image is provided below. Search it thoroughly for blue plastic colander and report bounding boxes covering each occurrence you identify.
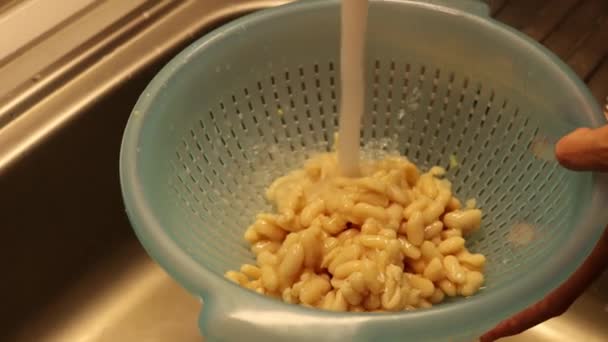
[119,0,608,341]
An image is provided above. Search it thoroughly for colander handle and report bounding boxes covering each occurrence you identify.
[413,0,490,17]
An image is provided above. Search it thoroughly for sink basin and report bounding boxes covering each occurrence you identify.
[0,1,606,341]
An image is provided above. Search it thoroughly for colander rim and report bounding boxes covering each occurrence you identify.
[119,0,608,335]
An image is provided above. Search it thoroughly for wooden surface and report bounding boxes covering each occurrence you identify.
[494,0,608,105]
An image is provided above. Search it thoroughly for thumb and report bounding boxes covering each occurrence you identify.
[555,125,608,172]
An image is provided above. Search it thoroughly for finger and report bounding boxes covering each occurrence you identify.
[481,227,608,342]
[555,126,608,172]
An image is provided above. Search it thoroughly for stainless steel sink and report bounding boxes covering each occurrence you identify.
[0,1,606,341]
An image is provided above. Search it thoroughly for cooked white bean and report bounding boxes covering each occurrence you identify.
[421,240,443,261]
[386,183,410,206]
[277,233,300,258]
[300,276,331,305]
[438,279,457,297]
[443,255,467,284]
[301,226,323,270]
[431,236,442,245]
[300,199,326,227]
[364,293,381,310]
[429,166,446,177]
[341,281,364,306]
[244,226,261,243]
[457,250,487,269]
[331,290,348,312]
[359,234,390,249]
[438,237,466,254]
[337,228,359,242]
[362,259,383,295]
[321,214,348,235]
[405,211,425,246]
[418,174,438,199]
[429,288,445,304]
[460,271,485,296]
[446,197,462,212]
[379,228,398,239]
[355,177,387,194]
[403,198,430,220]
[381,271,402,311]
[410,259,427,274]
[225,271,248,285]
[261,265,279,292]
[240,264,262,279]
[444,209,482,233]
[328,244,362,274]
[361,218,381,234]
[333,260,363,279]
[352,202,388,222]
[348,272,366,294]
[386,202,403,220]
[386,239,403,265]
[278,242,305,285]
[375,250,390,272]
[424,221,444,239]
[253,219,286,241]
[422,201,445,225]
[282,287,295,303]
[399,237,422,260]
[409,274,435,298]
[356,192,390,207]
[257,251,278,266]
[418,299,433,309]
[405,288,422,306]
[465,199,477,209]
[423,258,445,282]
[251,240,281,255]
[441,228,463,239]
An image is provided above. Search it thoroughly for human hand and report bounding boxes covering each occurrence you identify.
[480,126,608,342]
[554,125,608,172]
